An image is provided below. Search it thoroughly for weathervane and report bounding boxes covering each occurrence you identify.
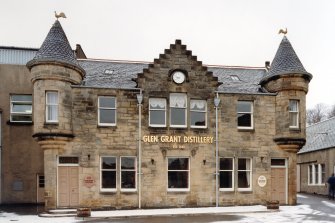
[278,28,287,35]
[54,11,66,20]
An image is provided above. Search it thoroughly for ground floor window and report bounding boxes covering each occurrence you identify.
[101,157,117,191]
[168,157,189,191]
[238,158,252,191]
[220,158,234,191]
[120,156,136,191]
[308,163,325,185]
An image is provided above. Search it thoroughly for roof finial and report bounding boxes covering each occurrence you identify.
[278,28,287,35]
[54,11,67,20]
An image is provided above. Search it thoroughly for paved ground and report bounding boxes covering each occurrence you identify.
[1,193,335,222]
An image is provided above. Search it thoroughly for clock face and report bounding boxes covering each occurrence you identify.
[172,71,186,84]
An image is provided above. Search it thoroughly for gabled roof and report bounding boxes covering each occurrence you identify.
[260,36,312,85]
[298,117,335,154]
[26,20,85,75]
[79,59,269,94]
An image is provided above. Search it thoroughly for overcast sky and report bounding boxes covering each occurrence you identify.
[1,0,334,109]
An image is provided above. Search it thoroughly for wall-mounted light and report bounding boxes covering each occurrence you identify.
[214,97,221,107]
[151,158,155,165]
[137,93,143,104]
[203,159,206,165]
[87,154,91,161]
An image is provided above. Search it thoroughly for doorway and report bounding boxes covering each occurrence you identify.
[271,158,287,204]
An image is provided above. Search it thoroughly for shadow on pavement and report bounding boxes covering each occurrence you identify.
[0,204,45,215]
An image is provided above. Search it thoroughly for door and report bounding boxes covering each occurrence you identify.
[271,159,287,204]
[58,166,79,207]
[36,175,45,203]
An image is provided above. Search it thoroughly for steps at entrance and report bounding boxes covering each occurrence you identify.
[39,209,77,217]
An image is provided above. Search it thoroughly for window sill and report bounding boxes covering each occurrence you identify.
[97,125,117,129]
[7,121,33,126]
[219,189,234,192]
[44,122,59,126]
[237,128,254,132]
[120,189,137,193]
[167,189,190,193]
[237,189,252,193]
[289,127,301,132]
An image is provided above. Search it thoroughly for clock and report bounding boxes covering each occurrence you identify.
[172,71,186,84]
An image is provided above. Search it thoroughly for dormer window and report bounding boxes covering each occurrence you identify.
[230,75,240,81]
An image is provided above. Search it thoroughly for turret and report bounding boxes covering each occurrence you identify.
[260,36,312,153]
[26,20,85,149]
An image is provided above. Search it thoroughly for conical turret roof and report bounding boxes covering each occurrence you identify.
[27,20,85,75]
[260,36,312,85]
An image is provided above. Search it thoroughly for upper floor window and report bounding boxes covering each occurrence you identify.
[167,157,189,191]
[289,100,299,128]
[100,156,116,191]
[237,158,252,191]
[190,99,207,128]
[10,95,32,122]
[98,96,116,126]
[220,158,234,191]
[170,93,187,128]
[149,98,166,127]
[46,92,58,123]
[237,101,253,129]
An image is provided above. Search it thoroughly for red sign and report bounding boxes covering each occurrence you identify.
[83,175,95,188]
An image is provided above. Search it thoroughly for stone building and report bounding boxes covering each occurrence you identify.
[0,20,312,209]
[297,118,335,195]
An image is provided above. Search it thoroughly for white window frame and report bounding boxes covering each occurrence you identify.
[98,96,117,126]
[149,98,166,127]
[167,157,190,192]
[170,93,187,128]
[46,91,58,123]
[190,99,207,128]
[308,163,325,185]
[237,158,252,191]
[237,101,253,130]
[120,156,137,192]
[100,156,117,192]
[10,95,33,123]
[219,157,234,191]
[289,100,299,129]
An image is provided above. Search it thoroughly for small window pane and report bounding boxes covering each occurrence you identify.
[12,95,32,101]
[59,157,79,164]
[100,110,116,123]
[238,114,251,127]
[100,97,116,108]
[102,157,116,169]
[102,171,116,188]
[121,157,135,170]
[220,171,233,188]
[271,159,285,166]
[168,172,188,188]
[168,158,189,170]
[121,171,136,189]
[220,158,233,170]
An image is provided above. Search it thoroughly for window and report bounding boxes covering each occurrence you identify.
[101,157,117,191]
[237,101,253,129]
[168,157,189,191]
[149,98,166,127]
[190,99,207,128]
[238,158,252,191]
[170,93,187,128]
[120,157,136,191]
[308,164,325,185]
[289,100,299,128]
[38,175,45,188]
[10,95,32,122]
[46,91,58,123]
[220,158,234,191]
[98,96,116,126]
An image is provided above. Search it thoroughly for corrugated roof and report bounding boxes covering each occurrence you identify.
[298,117,335,154]
[26,20,85,75]
[0,47,37,65]
[260,36,312,85]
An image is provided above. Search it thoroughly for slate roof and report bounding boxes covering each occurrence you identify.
[260,36,312,85]
[298,117,335,154]
[27,20,85,75]
[79,59,269,94]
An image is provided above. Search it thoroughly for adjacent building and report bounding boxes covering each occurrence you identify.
[297,118,335,195]
[0,20,312,209]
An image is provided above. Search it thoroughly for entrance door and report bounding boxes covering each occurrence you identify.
[58,166,79,207]
[36,175,45,203]
[271,159,287,204]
